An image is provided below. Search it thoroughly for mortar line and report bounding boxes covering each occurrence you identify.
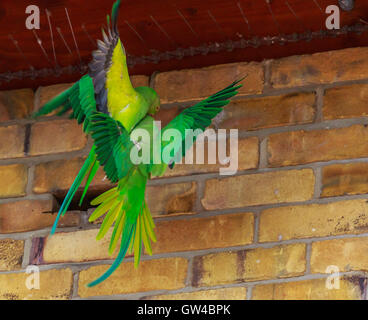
[6,230,368,274]
[305,243,312,274]
[315,87,324,123]
[73,270,368,300]
[246,285,253,300]
[21,238,32,268]
[258,136,268,169]
[313,166,322,199]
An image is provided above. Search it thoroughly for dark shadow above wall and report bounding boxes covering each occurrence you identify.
[1,0,368,90]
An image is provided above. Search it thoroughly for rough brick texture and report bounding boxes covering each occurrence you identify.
[2,47,368,300]
[0,239,24,271]
[0,199,79,234]
[154,62,263,104]
[202,169,315,210]
[192,244,306,287]
[270,47,368,88]
[29,119,87,156]
[0,164,27,198]
[252,277,366,300]
[78,258,188,297]
[259,200,368,242]
[219,93,316,131]
[0,268,73,300]
[0,125,25,159]
[0,88,34,121]
[268,125,368,167]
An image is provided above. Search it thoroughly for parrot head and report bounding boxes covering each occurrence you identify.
[135,86,161,116]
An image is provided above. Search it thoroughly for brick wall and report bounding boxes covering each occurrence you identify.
[1,47,368,300]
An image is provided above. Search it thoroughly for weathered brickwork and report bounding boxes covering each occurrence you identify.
[1,47,368,299]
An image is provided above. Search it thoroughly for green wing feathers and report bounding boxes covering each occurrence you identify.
[159,78,244,171]
[32,75,96,132]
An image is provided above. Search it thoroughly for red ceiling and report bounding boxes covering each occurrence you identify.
[1,0,368,90]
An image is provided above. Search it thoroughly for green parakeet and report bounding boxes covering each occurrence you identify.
[33,0,243,287]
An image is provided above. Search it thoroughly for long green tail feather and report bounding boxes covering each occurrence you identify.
[87,221,135,287]
[79,159,99,206]
[51,145,98,235]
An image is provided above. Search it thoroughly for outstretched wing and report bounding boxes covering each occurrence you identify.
[33,75,96,133]
[89,0,136,114]
[157,78,244,171]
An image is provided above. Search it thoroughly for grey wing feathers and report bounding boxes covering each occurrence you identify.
[88,7,122,114]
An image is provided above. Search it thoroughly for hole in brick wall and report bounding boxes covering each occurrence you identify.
[53,186,111,212]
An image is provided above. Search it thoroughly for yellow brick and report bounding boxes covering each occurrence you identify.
[259,200,368,242]
[0,125,25,159]
[201,169,315,210]
[42,213,253,263]
[324,84,368,120]
[147,287,247,300]
[0,88,34,121]
[163,137,259,178]
[78,257,188,297]
[311,237,368,273]
[146,182,197,216]
[322,163,368,197]
[0,164,27,198]
[0,199,79,234]
[0,239,24,271]
[268,125,368,167]
[33,157,112,194]
[192,244,306,287]
[154,62,263,104]
[252,277,365,300]
[42,229,114,263]
[37,83,73,111]
[153,212,254,254]
[0,268,73,300]
[29,119,87,156]
[219,93,315,131]
[271,47,368,88]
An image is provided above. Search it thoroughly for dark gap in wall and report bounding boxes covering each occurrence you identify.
[24,123,31,155]
[52,186,111,212]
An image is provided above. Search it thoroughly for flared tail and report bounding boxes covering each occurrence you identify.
[87,168,156,287]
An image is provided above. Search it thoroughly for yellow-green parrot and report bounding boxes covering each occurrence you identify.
[33,0,243,287]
